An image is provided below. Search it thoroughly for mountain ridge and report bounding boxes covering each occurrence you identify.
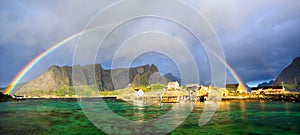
[15,64,179,95]
[274,57,300,91]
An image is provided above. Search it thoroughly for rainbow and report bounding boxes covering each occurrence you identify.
[3,24,112,95]
[212,51,248,91]
[3,29,247,95]
[224,62,248,91]
[3,32,81,95]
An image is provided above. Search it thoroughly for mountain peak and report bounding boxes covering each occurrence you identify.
[292,57,300,65]
[275,56,300,91]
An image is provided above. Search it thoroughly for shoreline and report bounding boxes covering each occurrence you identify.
[5,92,300,103]
[7,95,300,103]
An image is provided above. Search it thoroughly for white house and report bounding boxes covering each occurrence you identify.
[134,89,144,97]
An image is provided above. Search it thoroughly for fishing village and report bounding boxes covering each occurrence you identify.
[120,81,300,103]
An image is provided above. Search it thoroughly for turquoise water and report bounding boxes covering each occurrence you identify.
[0,100,299,135]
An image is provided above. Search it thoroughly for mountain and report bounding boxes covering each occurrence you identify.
[257,80,275,87]
[164,73,178,82]
[0,92,16,102]
[275,57,300,91]
[15,64,179,95]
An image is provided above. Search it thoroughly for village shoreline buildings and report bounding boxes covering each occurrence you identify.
[251,82,286,95]
[11,81,299,102]
[146,81,290,103]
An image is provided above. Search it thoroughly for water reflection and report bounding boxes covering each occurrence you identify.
[260,101,265,111]
[1,100,300,134]
[239,101,248,121]
[133,100,145,122]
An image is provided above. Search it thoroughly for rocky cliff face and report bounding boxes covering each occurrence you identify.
[275,57,300,91]
[164,73,181,84]
[17,65,72,93]
[16,64,177,94]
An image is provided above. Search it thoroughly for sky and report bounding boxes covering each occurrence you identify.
[1,0,300,88]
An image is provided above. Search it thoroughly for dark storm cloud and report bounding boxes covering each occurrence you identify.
[193,0,300,84]
[0,0,300,87]
[227,15,300,83]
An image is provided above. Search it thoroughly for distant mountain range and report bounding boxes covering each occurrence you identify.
[257,80,275,87]
[14,64,179,95]
[258,57,300,91]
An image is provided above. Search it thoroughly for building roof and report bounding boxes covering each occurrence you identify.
[226,84,239,89]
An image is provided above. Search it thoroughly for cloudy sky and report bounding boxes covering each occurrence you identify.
[1,0,300,88]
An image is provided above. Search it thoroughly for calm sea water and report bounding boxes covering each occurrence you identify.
[0,100,299,135]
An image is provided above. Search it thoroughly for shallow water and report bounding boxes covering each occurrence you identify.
[0,100,299,135]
